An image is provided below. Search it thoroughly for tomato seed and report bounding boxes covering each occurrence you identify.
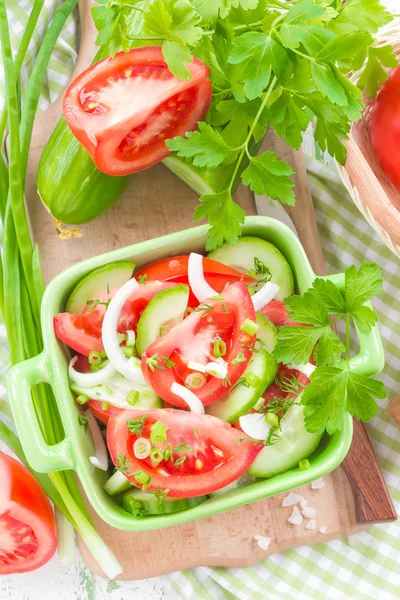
[195,459,204,470]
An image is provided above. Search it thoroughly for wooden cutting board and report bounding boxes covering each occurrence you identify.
[24,0,396,580]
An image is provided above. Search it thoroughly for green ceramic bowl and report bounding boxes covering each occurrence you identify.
[8,217,384,531]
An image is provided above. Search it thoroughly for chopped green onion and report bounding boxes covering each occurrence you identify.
[265,412,279,427]
[185,372,206,389]
[126,329,135,347]
[149,447,164,463]
[240,319,259,336]
[299,459,310,471]
[122,346,135,358]
[126,390,139,406]
[88,350,102,365]
[101,402,109,411]
[232,351,246,365]
[133,437,151,460]
[150,420,168,444]
[253,397,264,411]
[104,386,112,396]
[211,295,224,300]
[163,443,173,461]
[245,371,260,388]
[117,332,126,344]
[133,470,151,491]
[76,394,89,405]
[213,338,226,358]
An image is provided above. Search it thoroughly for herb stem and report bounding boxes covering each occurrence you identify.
[345,312,351,365]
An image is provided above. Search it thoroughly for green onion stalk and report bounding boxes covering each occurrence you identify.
[0,0,122,579]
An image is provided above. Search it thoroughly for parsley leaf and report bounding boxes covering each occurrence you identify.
[311,278,346,314]
[346,371,386,421]
[194,190,245,250]
[162,40,193,79]
[166,122,238,168]
[144,0,202,46]
[344,263,383,310]
[357,45,398,98]
[273,325,328,366]
[241,152,295,205]
[283,0,325,24]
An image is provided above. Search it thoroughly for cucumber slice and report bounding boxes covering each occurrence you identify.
[208,473,256,498]
[66,261,135,314]
[206,349,278,423]
[71,371,162,410]
[208,237,294,301]
[104,470,132,496]
[136,284,189,355]
[256,313,277,353]
[122,488,207,515]
[248,401,322,478]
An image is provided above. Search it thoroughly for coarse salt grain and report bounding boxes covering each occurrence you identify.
[255,535,271,551]
[319,525,327,534]
[305,519,316,530]
[288,505,303,525]
[311,478,325,490]
[282,493,304,507]
[300,499,308,509]
[302,506,317,519]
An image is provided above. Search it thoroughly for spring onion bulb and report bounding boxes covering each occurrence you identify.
[69,356,116,387]
[239,413,272,440]
[188,253,217,302]
[134,437,151,459]
[289,362,316,378]
[188,361,207,373]
[252,281,280,311]
[101,278,146,386]
[86,410,108,472]
[171,382,205,414]
[206,360,228,379]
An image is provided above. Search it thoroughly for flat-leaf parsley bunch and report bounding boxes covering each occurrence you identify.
[92,0,396,250]
[272,262,386,435]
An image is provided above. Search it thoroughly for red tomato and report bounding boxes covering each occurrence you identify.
[54,281,177,355]
[371,64,400,190]
[63,47,212,176]
[142,282,257,407]
[135,255,255,308]
[107,409,262,498]
[0,452,57,574]
[262,365,310,410]
[260,299,304,327]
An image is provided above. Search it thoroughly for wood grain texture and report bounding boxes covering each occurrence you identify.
[24,0,395,580]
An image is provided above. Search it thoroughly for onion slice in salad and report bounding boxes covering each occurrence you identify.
[101,277,146,386]
[239,413,271,440]
[69,356,117,387]
[252,281,280,311]
[171,382,205,414]
[289,362,316,378]
[86,409,109,471]
[188,253,218,303]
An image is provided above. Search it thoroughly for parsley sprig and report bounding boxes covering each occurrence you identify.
[92,0,395,251]
[272,263,386,435]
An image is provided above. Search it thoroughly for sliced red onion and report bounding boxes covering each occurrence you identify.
[86,409,108,471]
[252,281,280,311]
[101,278,146,386]
[171,382,205,414]
[239,413,272,440]
[289,362,316,378]
[69,356,117,387]
[188,253,217,303]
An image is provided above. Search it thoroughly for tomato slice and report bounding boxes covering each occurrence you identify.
[88,400,120,424]
[260,299,305,327]
[54,313,104,356]
[63,47,212,176]
[0,452,57,574]
[142,282,257,407]
[107,409,262,498]
[135,256,255,308]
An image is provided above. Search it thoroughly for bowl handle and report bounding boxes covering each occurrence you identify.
[7,352,74,473]
[323,273,385,377]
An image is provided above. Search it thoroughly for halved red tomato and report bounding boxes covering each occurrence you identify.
[63,47,212,176]
[261,364,310,408]
[135,255,255,308]
[107,409,262,498]
[141,282,257,407]
[54,281,177,355]
[0,452,57,574]
[260,299,304,327]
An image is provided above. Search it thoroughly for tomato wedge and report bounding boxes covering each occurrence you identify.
[54,281,177,355]
[260,299,304,327]
[63,47,212,176]
[0,452,57,574]
[135,255,255,307]
[142,282,257,407]
[107,409,262,498]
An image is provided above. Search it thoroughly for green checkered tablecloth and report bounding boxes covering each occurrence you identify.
[1,2,399,599]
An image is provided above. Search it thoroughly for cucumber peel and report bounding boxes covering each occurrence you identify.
[256,313,277,353]
[122,488,207,515]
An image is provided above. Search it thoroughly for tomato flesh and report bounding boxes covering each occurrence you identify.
[142,282,257,407]
[107,409,262,498]
[260,299,305,327]
[0,453,56,574]
[63,47,212,176]
[54,312,104,356]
